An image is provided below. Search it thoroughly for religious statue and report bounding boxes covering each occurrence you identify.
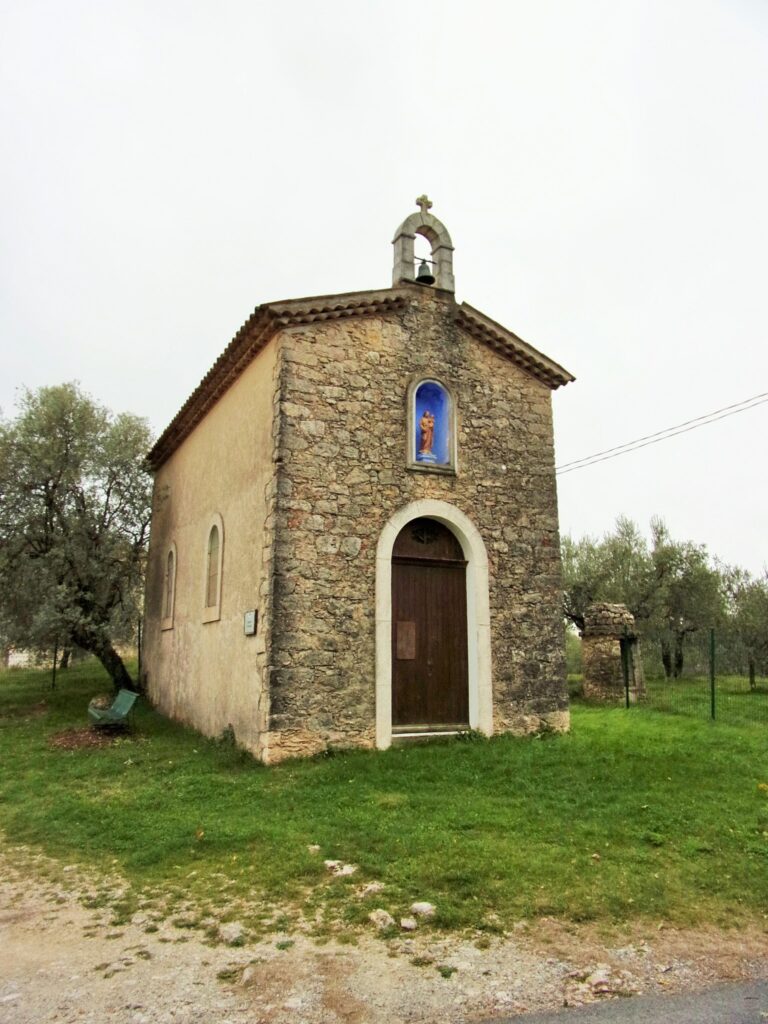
[418,410,435,456]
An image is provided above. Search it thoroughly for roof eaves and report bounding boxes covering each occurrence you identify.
[147,305,279,469]
[456,303,575,389]
[147,289,410,470]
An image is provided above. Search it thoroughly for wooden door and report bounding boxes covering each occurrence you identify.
[391,518,469,731]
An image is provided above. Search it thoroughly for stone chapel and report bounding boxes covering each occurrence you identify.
[143,198,575,762]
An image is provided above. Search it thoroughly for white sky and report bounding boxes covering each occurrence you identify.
[2,0,767,572]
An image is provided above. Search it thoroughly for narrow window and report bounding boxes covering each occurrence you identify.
[202,514,224,623]
[206,526,219,608]
[163,549,174,619]
[161,542,177,630]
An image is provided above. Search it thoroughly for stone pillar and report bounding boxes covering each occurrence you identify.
[581,603,645,703]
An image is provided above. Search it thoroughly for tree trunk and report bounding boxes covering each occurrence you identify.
[661,639,672,679]
[749,657,756,691]
[85,638,135,692]
[59,647,71,670]
[673,634,685,679]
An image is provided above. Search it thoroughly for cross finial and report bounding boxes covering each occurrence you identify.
[415,194,433,216]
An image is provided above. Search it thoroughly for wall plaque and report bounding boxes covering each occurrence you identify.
[244,610,258,636]
[396,620,416,660]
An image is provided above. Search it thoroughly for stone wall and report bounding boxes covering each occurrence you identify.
[581,602,645,703]
[264,284,569,761]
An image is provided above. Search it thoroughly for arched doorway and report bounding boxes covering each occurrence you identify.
[391,517,469,733]
[374,499,492,749]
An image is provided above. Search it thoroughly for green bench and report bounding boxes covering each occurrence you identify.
[88,688,138,729]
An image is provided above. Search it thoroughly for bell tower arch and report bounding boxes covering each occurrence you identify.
[392,195,455,292]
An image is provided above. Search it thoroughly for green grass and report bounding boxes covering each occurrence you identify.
[1,660,768,936]
[644,674,768,726]
[571,671,768,726]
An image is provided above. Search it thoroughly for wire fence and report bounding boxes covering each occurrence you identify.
[569,627,768,726]
[624,628,768,725]
[6,634,767,729]
[1,648,139,694]
[643,673,768,725]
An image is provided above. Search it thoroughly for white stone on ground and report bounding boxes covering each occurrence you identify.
[368,909,395,930]
[356,880,385,898]
[411,901,436,918]
[324,860,357,876]
[218,922,245,945]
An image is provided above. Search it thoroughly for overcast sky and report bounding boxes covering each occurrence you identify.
[2,0,767,572]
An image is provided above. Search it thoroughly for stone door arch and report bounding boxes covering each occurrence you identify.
[375,499,492,748]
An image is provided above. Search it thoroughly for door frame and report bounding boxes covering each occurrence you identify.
[375,499,493,749]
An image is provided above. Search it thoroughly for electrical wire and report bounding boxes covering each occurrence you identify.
[556,390,768,471]
[556,391,768,476]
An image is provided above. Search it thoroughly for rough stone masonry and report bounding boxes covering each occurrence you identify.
[581,602,646,704]
[264,284,570,760]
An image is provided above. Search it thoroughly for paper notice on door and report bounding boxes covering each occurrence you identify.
[396,621,416,660]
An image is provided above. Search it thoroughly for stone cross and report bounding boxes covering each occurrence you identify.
[415,194,433,216]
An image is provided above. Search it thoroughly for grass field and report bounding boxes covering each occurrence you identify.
[644,674,768,725]
[570,672,768,726]
[1,660,767,938]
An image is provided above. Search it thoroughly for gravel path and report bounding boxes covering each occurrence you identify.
[2,853,767,1024]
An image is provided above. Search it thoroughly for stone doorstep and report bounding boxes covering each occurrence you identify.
[391,729,465,745]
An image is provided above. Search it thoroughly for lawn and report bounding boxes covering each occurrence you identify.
[1,660,767,938]
[644,674,768,725]
[570,671,768,726]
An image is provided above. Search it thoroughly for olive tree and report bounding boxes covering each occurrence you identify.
[646,518,725,678]
[722,569,768,688]
[0,384,153,690]
[562,516,726,678]
[561,516,652,631]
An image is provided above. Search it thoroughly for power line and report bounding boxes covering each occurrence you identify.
[556,390,768,471]
[556,390,768,476]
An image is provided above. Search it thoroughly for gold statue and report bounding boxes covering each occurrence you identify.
[418,410,435,456]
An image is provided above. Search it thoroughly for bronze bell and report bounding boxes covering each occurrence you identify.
[416,259,435,285]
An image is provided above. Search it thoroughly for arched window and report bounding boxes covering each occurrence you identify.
[407,378,456,473]
[202,514,224,623]
[206,526,219,608]
[161,542,177,630]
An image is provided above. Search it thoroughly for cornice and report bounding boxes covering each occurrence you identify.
[456,303,575,390]
[148,288,574,471]
[147,290,408,469]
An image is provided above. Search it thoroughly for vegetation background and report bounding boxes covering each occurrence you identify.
[562,515,768,686]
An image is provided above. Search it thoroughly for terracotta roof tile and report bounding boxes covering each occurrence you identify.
[148,287,573,470]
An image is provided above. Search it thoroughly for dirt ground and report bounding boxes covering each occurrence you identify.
[2,852,768,1024]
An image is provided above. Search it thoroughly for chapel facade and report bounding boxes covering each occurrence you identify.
[143,199,575,762]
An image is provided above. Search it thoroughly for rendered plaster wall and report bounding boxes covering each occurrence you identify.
[265,285,569,761]
[143,341,278,754]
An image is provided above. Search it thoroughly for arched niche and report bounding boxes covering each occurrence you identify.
[407,377,457,473]
[375,499,493,749]
[161,541,177,631]
[202,512,224,624]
